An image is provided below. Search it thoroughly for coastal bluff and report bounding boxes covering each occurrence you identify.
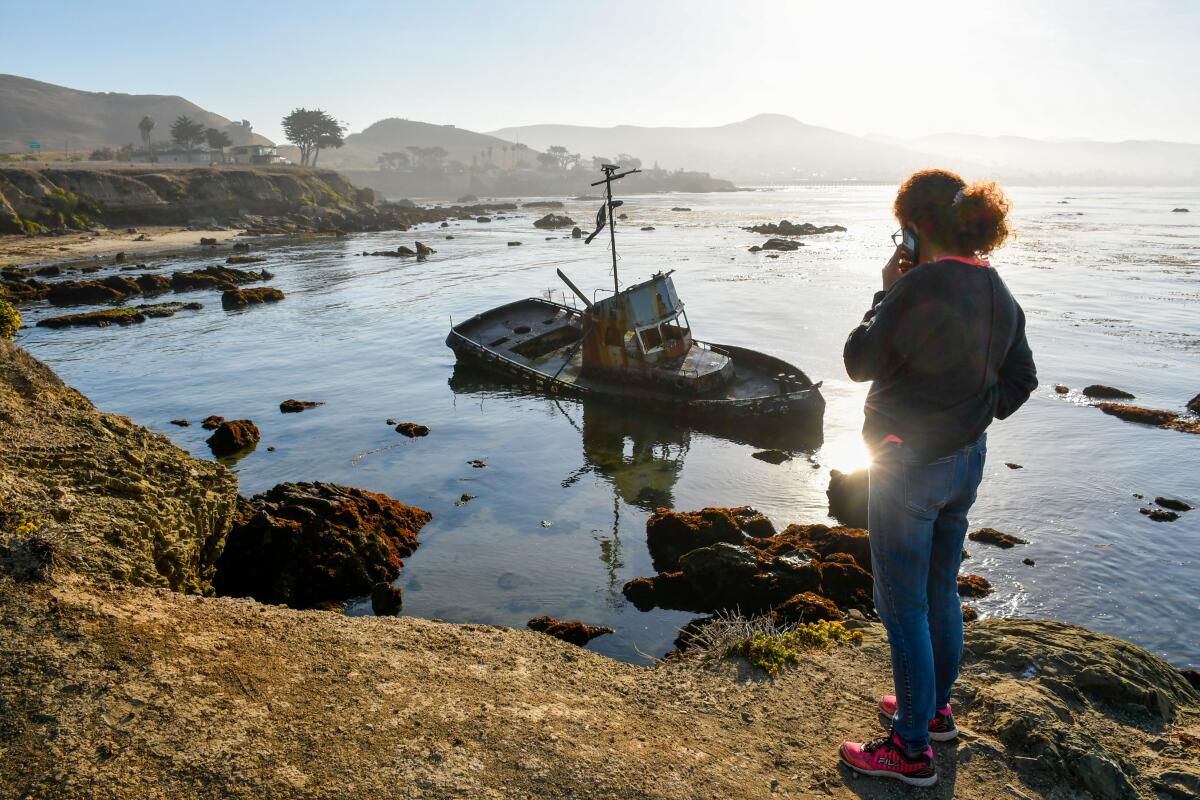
[1,342,1198,799]
[0,164,433,234]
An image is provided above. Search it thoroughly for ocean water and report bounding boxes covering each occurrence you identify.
[15,185,1200,668]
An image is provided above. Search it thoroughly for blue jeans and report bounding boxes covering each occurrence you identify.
[867,433,986,751]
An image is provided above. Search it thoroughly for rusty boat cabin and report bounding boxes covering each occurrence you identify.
[446,270,824,421]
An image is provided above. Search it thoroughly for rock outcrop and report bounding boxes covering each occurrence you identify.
[533,213,575,229]
[0,341,238,593]
[0,166,453,234]
[1083,384,1135,399]
[1097,402,1200,434]
[205,419,260,457]
[827,468,868,529]
[220,286,285,309]
[526,615,614,646]
[743,220,846,236]
[213,482,431,609]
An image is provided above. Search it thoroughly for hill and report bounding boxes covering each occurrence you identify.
[320,117,538,170]
[0,74,273,153]
[490,114,938,183]
[494,114,1200,184]
[875,132,1200,184]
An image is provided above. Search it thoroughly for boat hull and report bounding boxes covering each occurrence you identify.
[446,297,825,423]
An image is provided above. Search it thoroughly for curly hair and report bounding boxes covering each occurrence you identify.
[893,169,1012,257]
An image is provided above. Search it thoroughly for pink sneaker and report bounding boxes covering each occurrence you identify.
[839,731,937,787]
[878,695,959,742]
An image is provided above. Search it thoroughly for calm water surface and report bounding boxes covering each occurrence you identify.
[16,186,1200,667]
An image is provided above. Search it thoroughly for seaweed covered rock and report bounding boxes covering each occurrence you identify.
[532,213,575,229]
[214,482,431,608]
[958,574,993,598]
[395,422,430,438]
[36,308,146,328]
[1188,392,1200,415]
[370,582,403,615]
[226,255,267,264]
[526,615,614,646]
[221,286,284,309]
[279,399,323,413]
[759,238,802,252]
[1083,384,1135,400]
[205,419,260,457]
[1097,402,1200,434]
[772,591,844,624]
[827,468,868,529]
[969,527,1028,548]
[626,514,875,616]
[46,280,127,305]
[170,265,272,292]
[645,506,769,571]
[744,220,846,236]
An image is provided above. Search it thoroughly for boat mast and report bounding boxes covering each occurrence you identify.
[591,164,641,296]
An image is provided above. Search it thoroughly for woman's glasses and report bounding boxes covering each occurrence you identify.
[891,228,905,246]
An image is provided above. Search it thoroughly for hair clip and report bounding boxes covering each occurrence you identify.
[952,188,965,206]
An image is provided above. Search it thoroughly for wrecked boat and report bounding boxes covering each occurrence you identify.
[446,164,824,423]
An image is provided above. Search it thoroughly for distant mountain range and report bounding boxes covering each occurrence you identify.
[493,115,1200,185]
[0,74,273,153]
[4,75,1199,184]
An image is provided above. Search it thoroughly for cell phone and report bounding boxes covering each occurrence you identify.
[901,228,920,267]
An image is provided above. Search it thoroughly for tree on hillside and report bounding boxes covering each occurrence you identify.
[170,116,206,150]
[205,128,233,157]
[377,151,411,171]
[546,145,570,170]
[405,146,447,170]
[138,116,155,154]
[591,156,612,170]
[616,153,642,170]
[512,142,531,168]
[281,108,346,167]
[536,152,559,170]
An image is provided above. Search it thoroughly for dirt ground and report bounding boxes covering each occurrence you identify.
[0,226,245,267]
[2,574,1197,800]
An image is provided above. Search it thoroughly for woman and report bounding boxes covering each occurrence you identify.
[838,169,1037,787]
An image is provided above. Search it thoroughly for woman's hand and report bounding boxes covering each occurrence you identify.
[882,245,913,291]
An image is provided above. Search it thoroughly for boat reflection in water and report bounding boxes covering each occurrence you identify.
[448,365,823,604]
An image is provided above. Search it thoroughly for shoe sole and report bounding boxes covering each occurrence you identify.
[878,709,960,742]
[840,758,938,788]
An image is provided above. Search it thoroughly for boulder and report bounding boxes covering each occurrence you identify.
[772,591,844,624]
[1140,507,1179,523]
[370,582,403,615]
[225,255,267,264]
[507,241,521,246]
[213,482,432,609]
[521,201,565,209]
[958,574,993,598]
[751,449,790,464]
[1188,392,1200,415]
[397,245,417,256]
[827,468,868,529]
[170,265,271,292]
[221,287,285,309]
[1054,384,1070,394]
[201,415,225,430]
[533,214,575,229]
[760,238,801,251]
[279,399,323,413]
[1083,384,1135,400]
[1172,207,1190,212]
[969,528,1028,548]
[1096,402,1193,432]
[205,419,259,457]
[395,422,430,438]
[135,273,171,293]
[170,419,189,427]
[1155,497,1192,512]
[571,226,582,239]
[526,615,613,646]
[671,207,691,211]
[644,506,748,571]
[414,241,434,256]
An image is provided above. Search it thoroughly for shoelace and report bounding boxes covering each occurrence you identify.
[860,735,898,755]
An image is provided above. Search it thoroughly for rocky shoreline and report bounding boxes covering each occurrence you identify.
[2,342,1199,798]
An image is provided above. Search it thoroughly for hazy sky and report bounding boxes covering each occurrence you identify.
[4,0,1198,144]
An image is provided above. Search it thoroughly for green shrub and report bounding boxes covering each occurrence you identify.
[0,300,20,339]
[726,620,863,677]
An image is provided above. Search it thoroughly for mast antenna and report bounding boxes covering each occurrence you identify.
[588,164,641,295]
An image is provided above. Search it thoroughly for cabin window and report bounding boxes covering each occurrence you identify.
[640,325,664,352]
